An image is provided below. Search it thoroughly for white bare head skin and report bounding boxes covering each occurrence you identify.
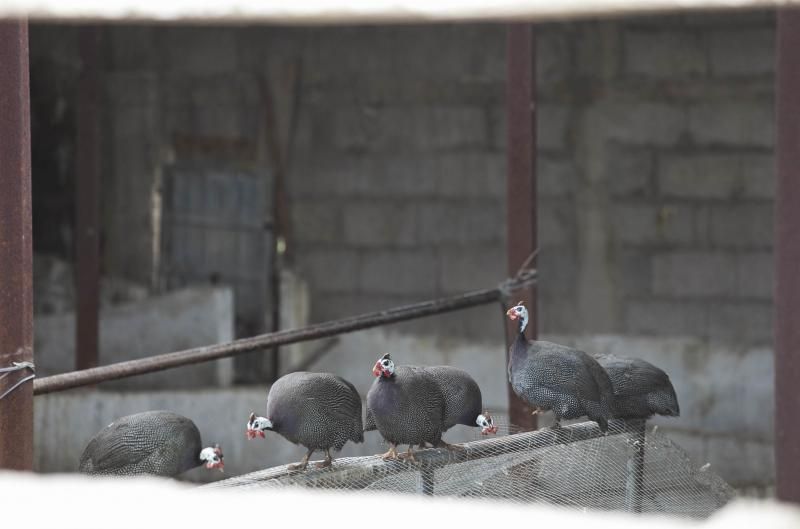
[505,302,529,333]
[476,412,498,435]
[372,353,395,378]
[199,444,224,471]
[246,412,272,440]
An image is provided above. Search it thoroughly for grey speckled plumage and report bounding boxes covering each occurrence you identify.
[594,354,680,419]
[509,333,615,431]
[79,411,203,477]
[266,372,364,453]
[364,366,482,433]
[366,366,446,446]
[424,366,483,431]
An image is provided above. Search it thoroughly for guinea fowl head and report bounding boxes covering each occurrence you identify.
[199,444,224,472]
[476,412,498,435]
[372,353,395,378]
[505,302,529,333]
[246,412,272,440]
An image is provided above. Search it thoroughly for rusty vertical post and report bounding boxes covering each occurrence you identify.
[0,19,34,470]
[775,9,800,504]
[506,24,537,431]
[75,26,101,371]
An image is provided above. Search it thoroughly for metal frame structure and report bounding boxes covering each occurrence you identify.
[0,19,34,470]
[0,8,797,505]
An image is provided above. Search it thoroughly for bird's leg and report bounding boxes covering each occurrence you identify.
[435,440,466,454]
[398,445,417,464]
[381,443,399,461]
[314,448,333,469]
[287,449,313,471]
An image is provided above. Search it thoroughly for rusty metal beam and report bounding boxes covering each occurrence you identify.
[775,8,800,504]
[34,273,536,395]
[75,26,102,371]
[505,23,537,432]
[0,19,34,471]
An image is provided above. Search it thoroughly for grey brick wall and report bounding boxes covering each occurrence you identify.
[54,13,775,344]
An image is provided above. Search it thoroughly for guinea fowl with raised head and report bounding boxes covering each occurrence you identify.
[79,410,223,477]
[247,371,363,471]
[594,353,680,419]
[365,364,497,447]
[506,302,615,431]
[366,353,447,463]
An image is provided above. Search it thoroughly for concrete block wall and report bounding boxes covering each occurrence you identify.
[31,14,776,343]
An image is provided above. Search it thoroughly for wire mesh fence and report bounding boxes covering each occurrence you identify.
[203,418,735,519]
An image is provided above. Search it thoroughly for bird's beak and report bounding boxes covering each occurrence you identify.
[372,363,382,377]
[246,428,257,440]
[506,308,518,320]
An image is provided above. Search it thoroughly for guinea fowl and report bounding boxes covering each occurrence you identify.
[247,371,363,471]
[506,302,615,431]
[594,353,680,419]
[365,365,497,444]
[366,353,446,462]
[79,410,223,477]
[423,366,497,446]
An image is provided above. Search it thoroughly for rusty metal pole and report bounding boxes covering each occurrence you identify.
[775,9,800,504]
[505,24,537,431]
[75,26,102,371]
[0,19,34,470]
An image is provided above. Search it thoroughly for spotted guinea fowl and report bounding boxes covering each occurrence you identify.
[365,365,497,444]
[593,353,680,419]
[506,302,615,431]
[247,371,363,471]
[424,366,497,446]
[366,353,447,462]
[79,410,223,477]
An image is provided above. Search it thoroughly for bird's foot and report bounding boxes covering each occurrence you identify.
[436,440,466,454]
[418,442,430,449]
[398,447,418,464]
[381,445,399,461]
[531,407,543,416]
[287,461,308,472]
[314,458,332,469]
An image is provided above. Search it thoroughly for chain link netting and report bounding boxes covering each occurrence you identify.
[202,418,734,519]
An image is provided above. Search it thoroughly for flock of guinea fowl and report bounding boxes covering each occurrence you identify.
[78,302,680,478]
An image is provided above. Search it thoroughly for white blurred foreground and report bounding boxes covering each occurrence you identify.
[1,471,798,529]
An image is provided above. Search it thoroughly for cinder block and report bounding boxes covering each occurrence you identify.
[416,202,503,245]
[584,103,687,146]
[539,200,577,247]
[436,152,506,199]
[624,30,707,77]
[539,157,578,198]
[652,252,737,297]
[705,436,774,487]
[356,155,439,197]
[612,203,695,245]
[359,250,438,295]
[658,153,774,200]
[297,248,361,293]
[538,104,570,152]
[624,299,709,336]
[709,203,774,248]
[688,102,774,148]
[342,202,417,246]
[615,248,653,297]
[707,302,773,344]
[709,29,775,77]
[537,30,571,86]
[735,252,773,300]
[608,148,655,198]
[439,246,505,293]
[290,200,343,244]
